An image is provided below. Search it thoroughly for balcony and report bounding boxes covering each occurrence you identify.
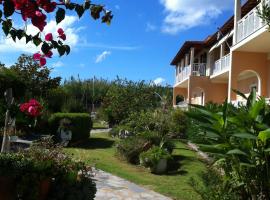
[211,53,230,77]
[237,0,270,43]
[175,63,206,85]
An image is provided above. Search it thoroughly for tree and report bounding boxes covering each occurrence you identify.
[102,78,172,126]
[0,0,113,65]
[10,54,61,98]
[257,0,270,29]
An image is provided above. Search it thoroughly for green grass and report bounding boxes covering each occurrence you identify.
[66,133,206,200]
[92,121,108,129]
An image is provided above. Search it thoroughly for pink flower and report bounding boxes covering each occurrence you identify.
[59,33,66,41]
[40,57,46,66]
[57,28,64,35]
[33,53,41,60]
[20,99,43,118]
[45,51,53,58]
[45,33,53,41]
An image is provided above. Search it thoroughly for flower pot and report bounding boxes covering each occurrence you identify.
[151,159,168,174]
[0,176,15,200]
[39,178,51,200]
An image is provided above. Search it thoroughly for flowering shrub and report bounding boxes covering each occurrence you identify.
[0,0,113,66]
[20,99,43,118]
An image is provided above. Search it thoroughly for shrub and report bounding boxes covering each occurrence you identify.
[116,136,150,164]
[189,167,239,200]
[169,108,188,138]
[48,113,92,143]
[0,138,97,200]
[61,98,86,113]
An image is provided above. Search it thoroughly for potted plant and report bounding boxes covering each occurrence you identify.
[139,146,172,174]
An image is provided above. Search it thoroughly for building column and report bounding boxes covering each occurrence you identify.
[220,43,225,59]
[185,54,189,66]
[190,48,195,66]
[233,0,241,45]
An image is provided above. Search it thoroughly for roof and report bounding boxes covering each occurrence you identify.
[170,0,259,66]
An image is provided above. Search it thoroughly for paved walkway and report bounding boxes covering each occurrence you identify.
[93,169,172,200]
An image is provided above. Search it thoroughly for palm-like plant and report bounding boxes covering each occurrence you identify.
[187,90,270,200]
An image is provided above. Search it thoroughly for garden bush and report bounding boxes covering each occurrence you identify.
[116,136,150,164]
[169,108,188,139]
[0,138,96,200]
[48,113,92,143]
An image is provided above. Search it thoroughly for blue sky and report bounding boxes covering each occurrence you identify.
[0,0,235,86]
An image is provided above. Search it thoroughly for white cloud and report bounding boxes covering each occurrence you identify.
[52,61,64,68]
[153,77,165,85]
[0,15,80,53]
[160,0,234,34]
[146,22,157,32]
[95,51,111,63]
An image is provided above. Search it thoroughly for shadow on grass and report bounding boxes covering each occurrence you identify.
[71,137,115,149]
[166,155,193,176]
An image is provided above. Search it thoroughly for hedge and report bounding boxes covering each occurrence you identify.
[48,113,92,143]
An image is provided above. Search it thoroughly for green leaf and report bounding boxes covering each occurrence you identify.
[3,0,15,18]
[75,5,85,18]
[56,8,65,24]
[258,129,270,144]
[264,148,270,152]
[240,162,256,168]
[41,42,50,54]
[232,133,257,140]
[16,30,24,40]
[232,89,247,100]
[0,10,2,19]
[25,35,32,44]
[57,46,66,56]
[33,37,42,46]
[65,45,71,55]
[9,29,16,42]
[2,20,12,36]
[227,149,247,156]
[91,5,103,20]
[84,1,90,9]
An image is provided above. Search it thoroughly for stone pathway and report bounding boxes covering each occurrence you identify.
[93,169,172,200]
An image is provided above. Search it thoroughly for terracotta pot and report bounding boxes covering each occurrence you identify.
[39,178,51,200]
[0,176,15,200]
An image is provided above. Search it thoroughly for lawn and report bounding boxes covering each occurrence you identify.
[66,132,206,200]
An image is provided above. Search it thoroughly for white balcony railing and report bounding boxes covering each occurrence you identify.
[237,0,270,43]
[175,63,206,84]
[211,53,230,76]
[192,63,206,76]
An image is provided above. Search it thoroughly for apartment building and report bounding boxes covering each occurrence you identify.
[172,0,270,107]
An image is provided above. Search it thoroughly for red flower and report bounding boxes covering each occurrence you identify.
[40,57,47,66]
[45,50,53,58]
[20,99,43,118]
[57,28,64,35]
[45,33,53,41]
[43,2,57,13]
[59,33,66,40]
[31,13,47,31]
[33,53,41,60]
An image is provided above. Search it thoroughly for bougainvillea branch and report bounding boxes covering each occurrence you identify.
[0,0,113,66]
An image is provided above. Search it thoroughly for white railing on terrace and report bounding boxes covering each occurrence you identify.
[175,63,206,84]
[211,53,230,76]
[237,0,270,43]
[192,63,206,76]
[175,65,191,84]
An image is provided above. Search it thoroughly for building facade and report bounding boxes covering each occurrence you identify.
[172,0,270,107]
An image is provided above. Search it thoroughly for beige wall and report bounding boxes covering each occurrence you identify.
[173,87,188,105]
[189,76,228,104]
[268,60,270,97]
[230,51,268,101]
